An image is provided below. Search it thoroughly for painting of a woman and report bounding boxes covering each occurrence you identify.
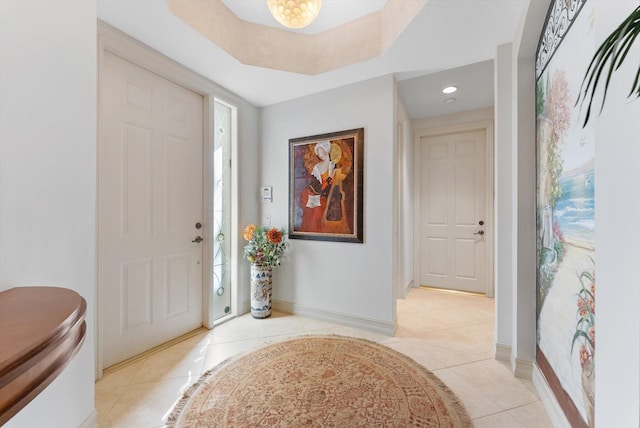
[299,140,349,233]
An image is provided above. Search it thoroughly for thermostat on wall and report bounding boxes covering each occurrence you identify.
[261,186,272,202]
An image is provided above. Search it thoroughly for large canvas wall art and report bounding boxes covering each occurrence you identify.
[536,1,595,427]
[288,128,364,243]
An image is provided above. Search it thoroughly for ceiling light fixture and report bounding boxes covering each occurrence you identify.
[267,0,323,29]
[442,86,458,94]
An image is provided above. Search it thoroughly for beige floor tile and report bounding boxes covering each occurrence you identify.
[96,359,146,391]
[95,287,552,427]
[432,368,506,419]
[201,337,266,370]
[380,337,489,371]
[131,345,208,384]
[254,312,308,337]
[167,328,212,349]
[473,411,529,428]
[412,327,492,355]
[508,402,555,427]
[206,312,271,343]
[95,386,126,427]
[435,359,539,414]
[99,377,191,428]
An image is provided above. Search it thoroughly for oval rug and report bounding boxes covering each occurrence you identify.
[166,335,472,427]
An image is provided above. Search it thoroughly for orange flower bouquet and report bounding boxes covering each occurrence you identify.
[242,224,289,267]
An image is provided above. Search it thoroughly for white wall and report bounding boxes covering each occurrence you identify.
[260,76,396,330]
[0,1,97,427]
[494,43,515,357]
[510,0,550,375]
[412,107,494,131]
[592,3,640,425]
[395,93,414,299]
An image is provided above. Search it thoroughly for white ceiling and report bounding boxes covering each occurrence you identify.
[97,0,529,118]
[398,60,495,119]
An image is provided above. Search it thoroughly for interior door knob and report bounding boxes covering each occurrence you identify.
[192,236,203,243]
[473,230,485,236]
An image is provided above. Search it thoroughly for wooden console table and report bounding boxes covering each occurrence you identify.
[0,287,87,425]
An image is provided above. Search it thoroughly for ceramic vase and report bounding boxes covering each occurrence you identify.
[250,264,272,319]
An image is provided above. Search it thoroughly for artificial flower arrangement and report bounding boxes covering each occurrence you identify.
[243,224,289,267]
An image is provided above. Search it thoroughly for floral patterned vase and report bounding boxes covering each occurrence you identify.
[250,264,272,319]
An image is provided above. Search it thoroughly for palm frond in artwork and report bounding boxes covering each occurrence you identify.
[576,5,640,127]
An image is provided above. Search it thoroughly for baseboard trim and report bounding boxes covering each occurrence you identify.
[495,343,511,362]
[272,299,396,336]
[78,410,97,428]
[240,299,250,316]
[533,363,571,428]
[403,280,415,298]
[513,357,534,379]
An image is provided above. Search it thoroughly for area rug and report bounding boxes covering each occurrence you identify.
[166,335,472,427]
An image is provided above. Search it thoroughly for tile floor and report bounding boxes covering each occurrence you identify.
[95,287,554,427]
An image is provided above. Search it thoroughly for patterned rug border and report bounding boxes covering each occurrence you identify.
[165,334,472,427]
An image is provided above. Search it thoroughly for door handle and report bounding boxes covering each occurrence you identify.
[473,230,484,236]
[192,236,203,243]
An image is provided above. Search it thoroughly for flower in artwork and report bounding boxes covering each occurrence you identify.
[579,344,591,368]
[572,269,595,368]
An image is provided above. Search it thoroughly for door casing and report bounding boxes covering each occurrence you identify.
[413,120,494,297]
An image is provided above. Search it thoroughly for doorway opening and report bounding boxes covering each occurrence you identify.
[414,121,494,297]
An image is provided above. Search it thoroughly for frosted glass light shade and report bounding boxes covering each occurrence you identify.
[267,0,322,29]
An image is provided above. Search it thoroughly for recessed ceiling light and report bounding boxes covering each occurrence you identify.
[444,98,456,104]
[442,86,458,94]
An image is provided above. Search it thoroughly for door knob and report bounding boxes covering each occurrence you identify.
[192,236,203,243]
[473,230,485,236]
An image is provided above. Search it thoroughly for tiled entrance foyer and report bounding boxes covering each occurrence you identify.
[95,288,553,427]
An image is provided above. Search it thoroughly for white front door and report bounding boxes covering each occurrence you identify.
[100,51,204,368]
[420,130,487,294]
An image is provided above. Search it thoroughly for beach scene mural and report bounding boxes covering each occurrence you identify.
[536,0,595,426]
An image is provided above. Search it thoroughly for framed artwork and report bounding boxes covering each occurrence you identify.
[288,128,364,243]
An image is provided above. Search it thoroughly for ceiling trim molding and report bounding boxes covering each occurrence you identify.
[165,0,428,75]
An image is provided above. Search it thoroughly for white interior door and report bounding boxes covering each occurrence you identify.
[420,130,486,294]
[101,51,204,368]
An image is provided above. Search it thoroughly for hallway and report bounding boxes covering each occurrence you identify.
[95,287,552,427]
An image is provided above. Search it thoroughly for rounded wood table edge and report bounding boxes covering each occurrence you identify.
[0,286,87,426]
